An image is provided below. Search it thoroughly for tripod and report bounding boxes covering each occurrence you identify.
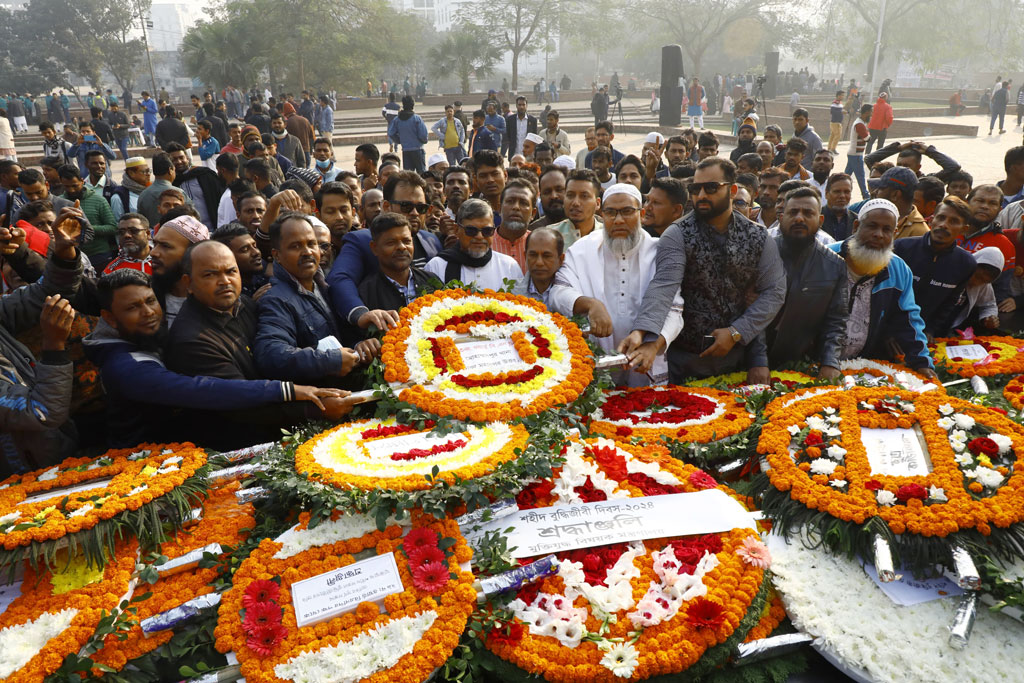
[611,85,626,128]
[752,78,770,129]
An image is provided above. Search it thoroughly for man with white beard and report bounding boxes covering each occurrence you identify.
[549,183,683,386]
[827,198,937,376]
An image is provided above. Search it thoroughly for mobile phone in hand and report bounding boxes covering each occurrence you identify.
[701,334,715,353]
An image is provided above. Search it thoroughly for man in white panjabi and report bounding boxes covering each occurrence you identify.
[425,198,522,291]
[548,183,683,386]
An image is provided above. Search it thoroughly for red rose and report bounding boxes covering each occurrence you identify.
[696,534,724,554]
[804,431,824,447]
[865,480,883,491]
[670,542,703,567]
[615,426,633,437]
[896,483,928,502]
[582,553,605,572]
[968,437,999,456]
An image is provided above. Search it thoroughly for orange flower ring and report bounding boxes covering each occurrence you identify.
[1004,375,1024,411]
[589,386,754,445]
[930,335,1024,377]
[90,484,257,673]
[484,438,769,682]
[214,511,475,683]
[0,539,138,682]
[380,289,594,422]
[0,443,208,567]
[294,418,530,492]
[757,387,1024,563]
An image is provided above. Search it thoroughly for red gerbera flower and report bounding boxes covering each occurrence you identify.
[403,528,440,556]
[688,470,718,490]
[245,622,287,656]
[242,579,280,610]
[408,544,445,568]
[412,561,450,593]
[685,597,726,629]
[242,600,281,634]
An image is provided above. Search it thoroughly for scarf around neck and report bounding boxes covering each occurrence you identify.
[438,247,492,269]
[120,172,148,194]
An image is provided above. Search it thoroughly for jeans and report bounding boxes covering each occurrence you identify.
[403,148,425,173]
[444,145,466,165]
[116,136,129,160]
[844,155,869,199]
[990,109,1006,132]
[865,128,886,154]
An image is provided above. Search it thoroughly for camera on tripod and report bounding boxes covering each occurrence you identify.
[755,74,768,87]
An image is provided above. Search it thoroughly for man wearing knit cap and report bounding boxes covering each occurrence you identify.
[729,118,758,163]
[110,157,151,220]
[549,183,683,386]
[949,247,1003,331]
[827,198,936,375]
[149,214,210,326]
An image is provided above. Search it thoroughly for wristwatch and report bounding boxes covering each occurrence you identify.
[729,326,742,343]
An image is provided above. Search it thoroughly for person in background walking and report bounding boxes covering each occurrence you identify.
[865,92,892,154]
[687,78,706,129]
[828,91,844,152]
[1016,84,1024,128]
[388,95,428,173]
[382,93,400,152]
[990,80,1010,135]
[844,103,873,200]
[139,91,159,147]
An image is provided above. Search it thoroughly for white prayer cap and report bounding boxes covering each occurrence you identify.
[644,132,665,145]
[552,155,575,170]
[602,183,643,204]
[427,152,447,168]
[974,246,1005,271]
[857,198,899,222]
[524,132,544,145]
[307,214,328,230]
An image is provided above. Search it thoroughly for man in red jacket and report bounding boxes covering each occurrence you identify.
[865,93,893,155]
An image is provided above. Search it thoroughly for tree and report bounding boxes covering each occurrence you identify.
[625,0,787,78]
[427,25,503,95]
[469,0,553,92]
[181,21,258,90]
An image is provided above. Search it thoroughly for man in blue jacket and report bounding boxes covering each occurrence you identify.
[254,213,370,386]
[327,171,440,332]
[84,268,348,448]
[828,198,938,377]
[388,96,428,173]
[893,195,976,338]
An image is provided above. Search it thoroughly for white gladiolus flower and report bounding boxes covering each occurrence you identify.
[929,486,947,502]
[936,417,955,431]
[826,445,847,459]
[938,403,955,415]
[787,424,801,435]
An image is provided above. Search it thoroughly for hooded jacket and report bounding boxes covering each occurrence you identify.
[174,165,224,232]
[828,240,933,370]
[84,318,294,448]
[893,232,976,336]
[388,110,428,151]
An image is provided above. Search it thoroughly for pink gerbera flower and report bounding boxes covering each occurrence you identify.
[242,600,281,634]
[245,622,287,656]
[403,527,440,556]
[412,561,450,593]
[408,544,445,568]
[242,578,280,609]
[735,536,772,569]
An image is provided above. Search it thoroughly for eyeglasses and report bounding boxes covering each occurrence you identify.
[391,200,430,215]
[690,181,728,196]
[733,199,749,207]
[602,207,639,220]
[116,228,146,236]
[461,225,496,237]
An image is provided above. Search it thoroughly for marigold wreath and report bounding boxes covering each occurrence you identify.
[930,336,1024,377]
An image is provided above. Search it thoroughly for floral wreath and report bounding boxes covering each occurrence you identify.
[756,387,1024,570]
[0,539,137,682]
[214,510,475,683]
[293,417,530,492]
[930,335,1024,377]
[482,439,771,682]
[0,443,209,573]
[1003,375,1024,411]
[380,289,593,422]
[839,358,943,393]
[690,370,816,393]
[90,483,256,673]
[588,386,754,445]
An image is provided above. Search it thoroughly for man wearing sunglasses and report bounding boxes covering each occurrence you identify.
[622,157,786,385]
[327,171,441,333]
[425,198,521,291]
[550,183,682,386]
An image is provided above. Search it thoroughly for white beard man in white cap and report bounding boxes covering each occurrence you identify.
[521,132,545,162]
[549,183,683,386]
[826,197,937,377]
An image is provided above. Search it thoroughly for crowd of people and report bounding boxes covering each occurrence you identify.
[2,80,1024,482]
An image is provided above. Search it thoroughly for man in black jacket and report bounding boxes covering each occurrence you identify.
[358,212,433,313]
[167,143,223,231]
[505,96,538,162]
[155,106,190,150]
[765,187,847,377]
[893,195,976,337]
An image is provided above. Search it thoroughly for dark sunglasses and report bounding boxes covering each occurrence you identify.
[690,181,728,196]
[391,200,430,215]
[461,225,496,237]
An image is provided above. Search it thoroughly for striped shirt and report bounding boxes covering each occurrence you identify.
[491,231,528,273]
[102,254,153,275]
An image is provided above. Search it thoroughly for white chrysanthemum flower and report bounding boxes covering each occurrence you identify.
[975,467,1005,488]
[810,459,838,475]
[876,490,897,506]
[938,403,955,416]
[929,486,947,502]
[825,427,842,438]
[807,416,828,431]
[953,414,976,430]
[990,434,1013,455]
[826,445,847,459]
[829,479,848,489]
[937,416,956,431]
[600,642,639,678]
